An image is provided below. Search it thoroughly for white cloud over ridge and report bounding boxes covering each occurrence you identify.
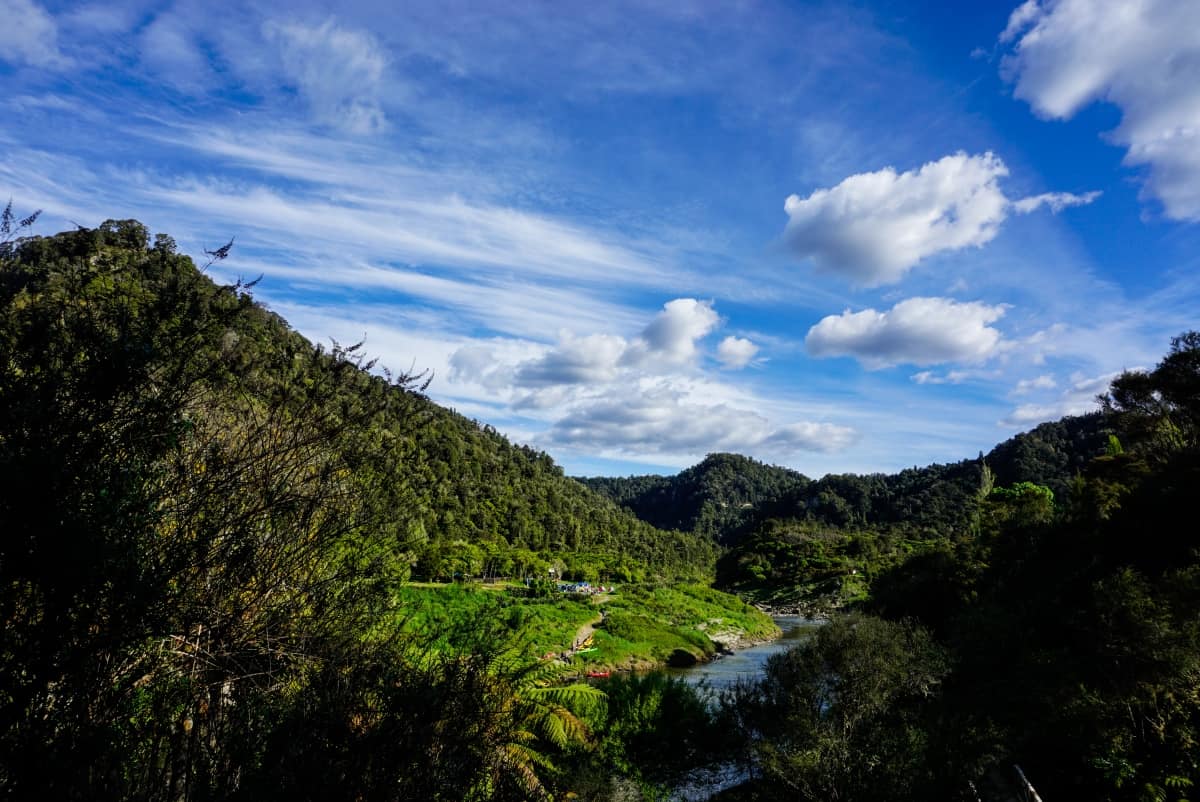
[1001,369,1123,427]
[1000,0,1200,220]
[516,333,627,387]
[806,297,1008,369]
[495,299,726,387]
[445,299,854,462]
[546,392,858,458]
[782,152,1097,285]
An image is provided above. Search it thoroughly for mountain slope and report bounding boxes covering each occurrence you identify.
[584,415,1110,546]
[578,452,809,543]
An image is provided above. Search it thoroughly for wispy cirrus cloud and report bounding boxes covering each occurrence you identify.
[265,18,389,134]
[0,0,69,68]
[1012,190,1102,214]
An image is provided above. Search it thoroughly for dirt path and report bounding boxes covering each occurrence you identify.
[571,614,603,650]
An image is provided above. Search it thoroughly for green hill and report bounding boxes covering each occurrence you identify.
[578,452,808,543]
[0,218,719,800]
[584,417,1108,545]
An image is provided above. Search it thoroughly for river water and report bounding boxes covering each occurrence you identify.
[664,615,823,692]
[661,615,823,801]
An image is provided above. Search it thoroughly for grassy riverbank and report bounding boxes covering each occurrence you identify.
[392,582,778,671]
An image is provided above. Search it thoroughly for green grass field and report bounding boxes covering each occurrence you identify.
[390,581,778,672]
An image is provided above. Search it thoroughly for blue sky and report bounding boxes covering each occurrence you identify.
[3,0,1199,477]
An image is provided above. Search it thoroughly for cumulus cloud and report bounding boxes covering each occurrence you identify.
[1000,0,1200,220]
[806,297,1008,369]
[265,18,388,133]
[627,298,721,366]
[480,298,722,388]
[999,0,1042,43]
[783,152,1011,286]
[448,344,516,391]
[782,151,1100,285]
[545,390,857,458]
[717,336,759,369]
[444,299,855,461]
[515,332,626,386]
[1001,369,1124,427]
[0,0,68,68]
[449,297,727,393]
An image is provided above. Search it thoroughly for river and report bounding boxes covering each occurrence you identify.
[664,614,824,692]
[661,615,824,801]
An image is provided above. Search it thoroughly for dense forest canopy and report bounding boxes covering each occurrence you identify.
[582,411,1111,609]
[719,331,1200,801]
[585,415,1109,546]
[577,452,809,543]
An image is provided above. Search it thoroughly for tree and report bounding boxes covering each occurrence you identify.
[0,220,425,799]
[731,615,949,802]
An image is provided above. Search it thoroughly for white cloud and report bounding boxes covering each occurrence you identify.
[999,0,1041,43]
[544,389,858,459]
[717,336,759,369]
[1000,0,1200,220]
[1012,374,1057,395]
[0,0,68,68]
[265,18,389,134]
[440,300,856,462]
[783,152,1012,286]
[911,370,970,385]
[807,297,1008,369]
[62,3,137,35]
[459,297,722,392]
[139,11,213,92]
[781,151,1101,285]
[515,332,627,386]
[458,298,724,391]
[1001,369,1123,427]
[1012,189,1102,213]
[628,298,720,365]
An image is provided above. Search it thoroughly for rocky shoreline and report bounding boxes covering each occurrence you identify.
[751,596,842,620]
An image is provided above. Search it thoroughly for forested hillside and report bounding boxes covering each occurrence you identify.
[724,333,1200,802]
[713,414,1112,606]
[578,452,808,543]
[0,217,715,800]
[587,416,1108,545]
[582,409,1110,607]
